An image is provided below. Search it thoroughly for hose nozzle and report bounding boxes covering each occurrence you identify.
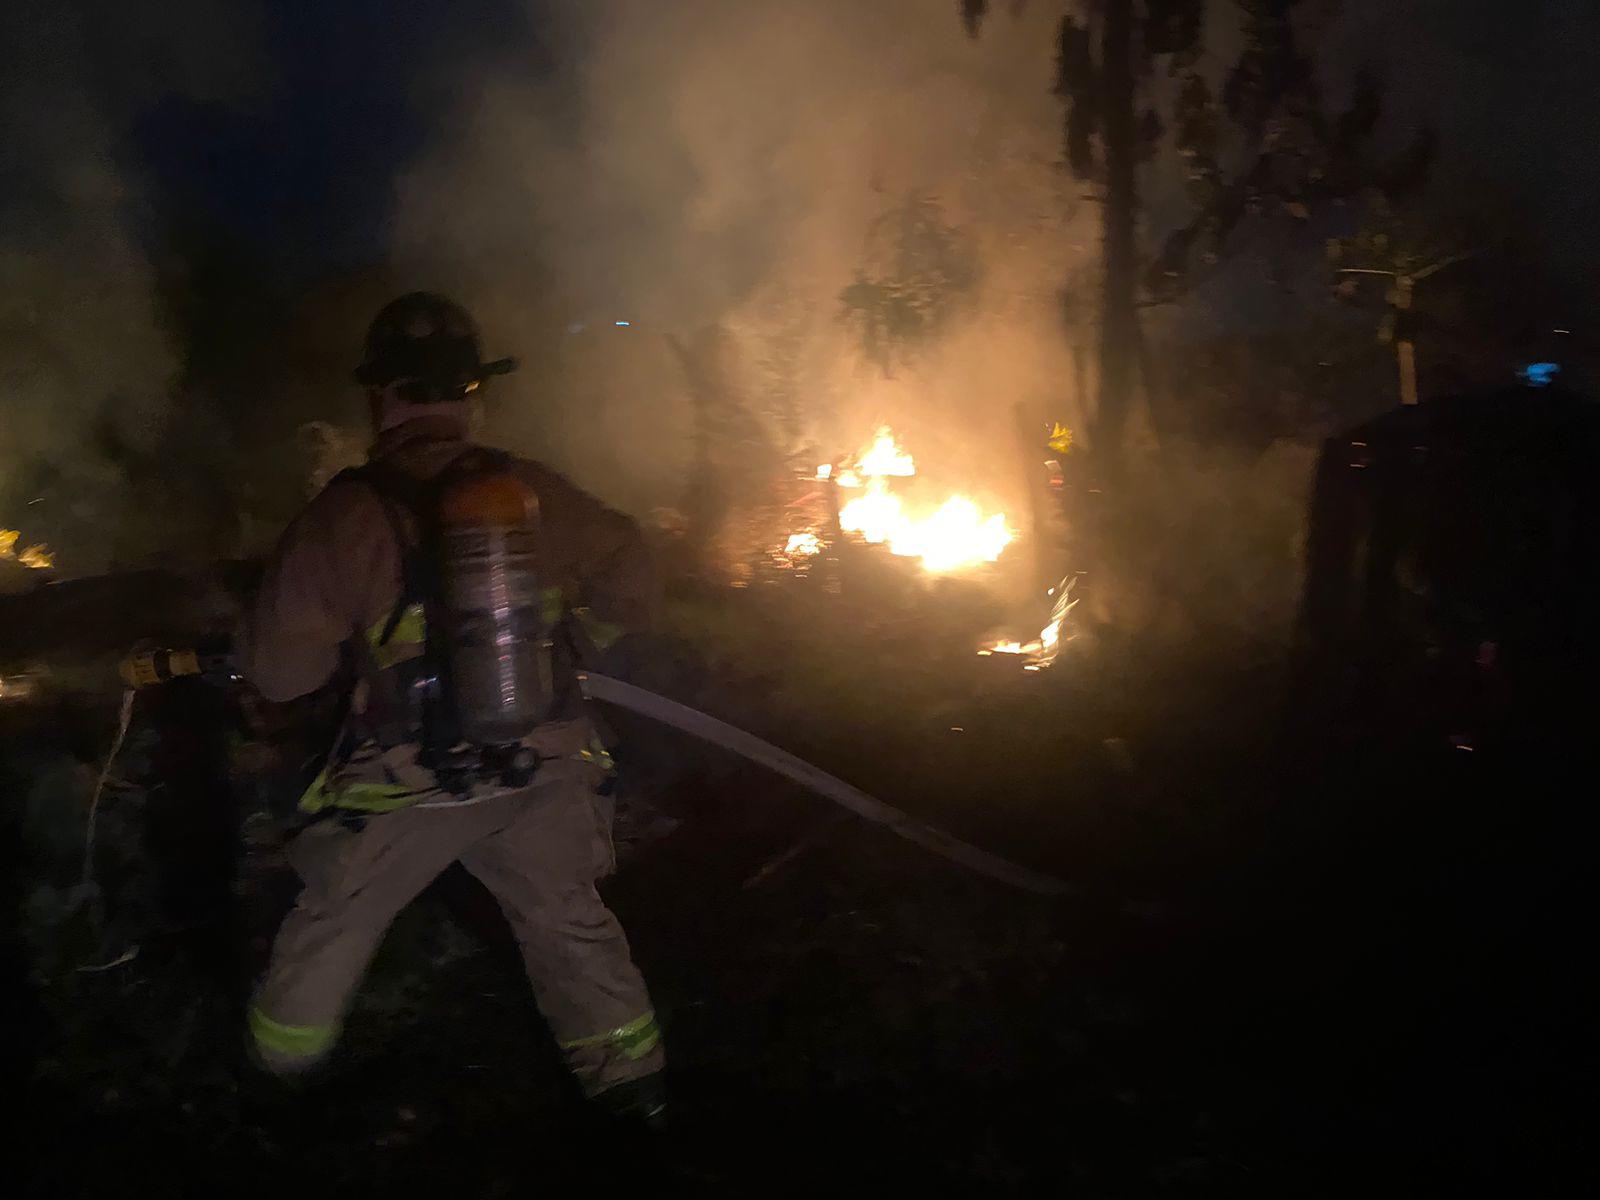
[119,648,204,689]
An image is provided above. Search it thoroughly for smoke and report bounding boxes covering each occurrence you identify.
[395,0,1098,514]
[0,1,265,575]
[388,1,1339,646]
[0,3,169,571]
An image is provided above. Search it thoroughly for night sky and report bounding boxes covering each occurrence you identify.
[76,1,1593,311]
[122,0,542,278]
[1327,0,1600,308]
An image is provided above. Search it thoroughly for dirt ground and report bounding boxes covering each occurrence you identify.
[8,587,1589,1196]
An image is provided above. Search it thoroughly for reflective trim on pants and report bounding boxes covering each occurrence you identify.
[249,1003,339,1072]
[559,1010,662,1062]
[251,774,661,1095]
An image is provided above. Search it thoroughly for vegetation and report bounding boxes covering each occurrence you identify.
[838,193,980,376]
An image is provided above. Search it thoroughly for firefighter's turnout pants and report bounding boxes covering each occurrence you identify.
[248,762,663,1097]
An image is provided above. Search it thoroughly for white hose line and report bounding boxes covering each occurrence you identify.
[82,688,136,888]
[580,672,1073,897]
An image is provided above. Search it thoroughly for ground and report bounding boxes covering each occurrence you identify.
[8,580,1588,1196]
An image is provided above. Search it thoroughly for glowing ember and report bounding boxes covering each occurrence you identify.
[1,529,53,570]
[784,531,822,557]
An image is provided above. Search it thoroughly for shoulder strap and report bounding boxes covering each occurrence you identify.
[335,463,432,648]
[336,447,520,648]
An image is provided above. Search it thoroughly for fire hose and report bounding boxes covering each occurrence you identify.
[581,672,1072,897]
[112,647,1072,896]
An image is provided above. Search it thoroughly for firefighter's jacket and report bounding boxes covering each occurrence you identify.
[240,415,656,812]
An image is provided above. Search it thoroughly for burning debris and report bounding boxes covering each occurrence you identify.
[979,576,1078,671]
[784,532,823,558]
[852,429,916,480]
[2,529,55,571]
[781,428,1014,575]
[3,529,56,599]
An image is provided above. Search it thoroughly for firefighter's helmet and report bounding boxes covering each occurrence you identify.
[355,292,517,397]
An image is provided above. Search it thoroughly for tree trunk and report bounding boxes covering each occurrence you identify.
[1094,0,1140,468]
[1394,276,1418,406]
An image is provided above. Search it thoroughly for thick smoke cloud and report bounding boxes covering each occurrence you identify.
[0,3,173,573]
[0,1,264,576]
[396,0,1097,515]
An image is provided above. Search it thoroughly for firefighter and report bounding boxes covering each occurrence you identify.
[239,293,665,1126]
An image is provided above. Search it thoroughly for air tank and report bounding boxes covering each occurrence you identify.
[437,468,553,745]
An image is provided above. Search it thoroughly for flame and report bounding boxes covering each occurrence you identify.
[856,427,916,478]
[1,529,52,570]
[784,531,822,557]
[829,428,1013,574]
[841,487,1013,573]
[779,428,1014,574]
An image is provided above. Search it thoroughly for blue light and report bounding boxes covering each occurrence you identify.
[614,320,632,328]
[1520,361,1561,387]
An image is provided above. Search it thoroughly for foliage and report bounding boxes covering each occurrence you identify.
[966,1,1206,460]
[960,0,991,39]
[966,2,1433,315]
[839,194,979,376]
[1051,2,1205,181]
[963,1,1203,186]
[1326,196,1487,292]
[1147,2,1435,304]
[749,296,817,453]
[1322,191,1566,397]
